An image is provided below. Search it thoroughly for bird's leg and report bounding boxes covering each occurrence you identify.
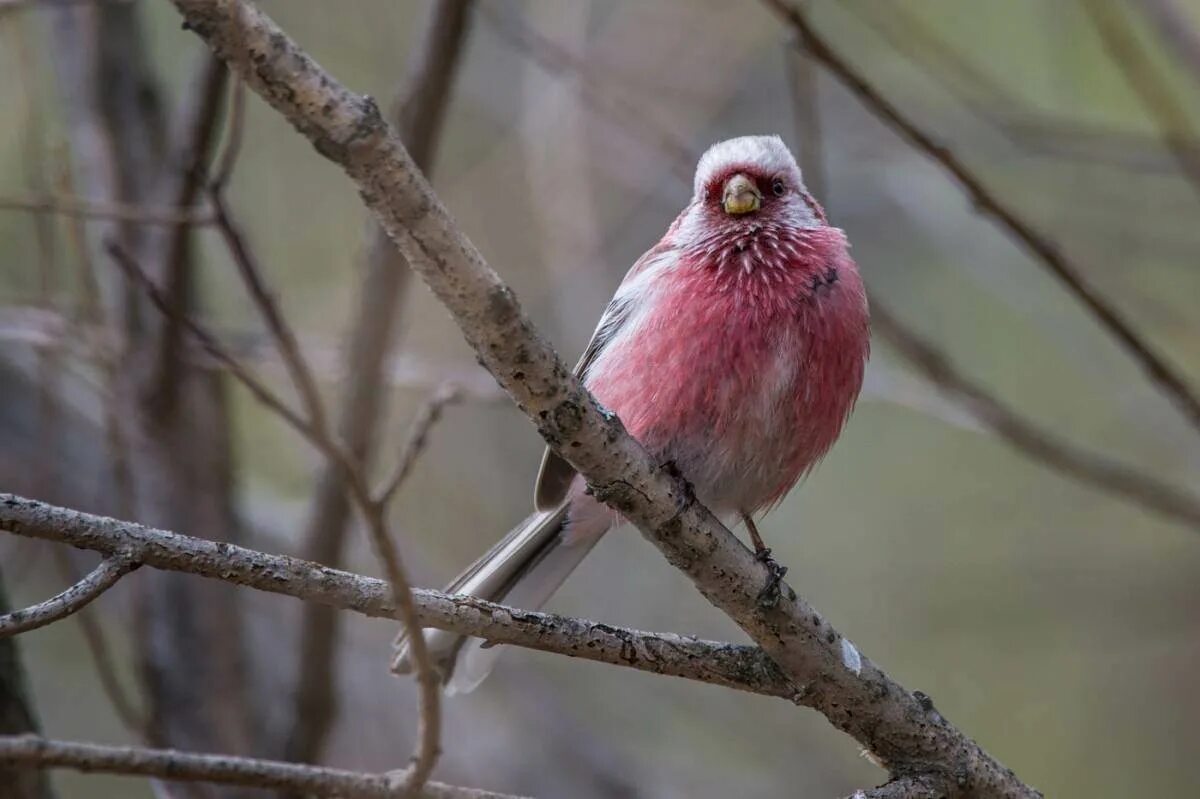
[741,512,787,608]
[741,512,770,560]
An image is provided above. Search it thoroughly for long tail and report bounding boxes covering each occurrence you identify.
[393,500,603,694]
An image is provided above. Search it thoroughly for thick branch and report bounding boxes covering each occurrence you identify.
[763,0,1200,437]
[161,4,1039,796]
[0,494,790,699]
[0,736,527,799]
[0,556,135,638]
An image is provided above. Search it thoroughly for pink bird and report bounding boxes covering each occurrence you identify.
[396,135,870,693]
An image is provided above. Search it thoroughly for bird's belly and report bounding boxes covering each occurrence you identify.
[588,302,810,515]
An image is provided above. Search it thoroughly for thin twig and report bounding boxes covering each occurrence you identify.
[0,195,213,226]
[0,736,528,799]
[763,0,1200,437]
[107,241,316,440]
[207,188,330,437]
[377,384,462,506]
[0,556,135,638]
[1082,0,1200,204]
[211,78,246,192]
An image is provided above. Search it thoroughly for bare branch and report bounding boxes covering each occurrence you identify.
[0,736,528,799]
[0,557,135,638]
[0,194,212,226]
[107,242,317,440]
[377,383,462,506]
[1082,0,1200,204]
[0,494,790,699]
[207,189,330,437]
[872,302,1200,530]
[168,3,1039,795]
[763,0,1200,438]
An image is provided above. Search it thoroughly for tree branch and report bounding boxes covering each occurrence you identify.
[0,556,135,638]
[0,493,792,700]
[0,736,528,799]
[166,3,1038,795]
[762,0,1200,438]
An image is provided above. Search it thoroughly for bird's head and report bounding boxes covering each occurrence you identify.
[687,135,824,231]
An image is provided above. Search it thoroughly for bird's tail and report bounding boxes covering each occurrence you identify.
[393,500,603,694]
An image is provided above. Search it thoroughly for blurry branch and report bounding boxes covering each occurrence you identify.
[873,302,1200,530]
[0,557,135,638]
[287,0,474,769]
[168,2,1039,797]
[378,383,463,507]
[0,736,528,799]
[1082,0,1200,205]
[1137,0,1200,90]
[0,494,792,699]
[764,0,1200,439]
[0,194,213,226]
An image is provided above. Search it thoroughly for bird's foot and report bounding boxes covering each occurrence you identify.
[755,552,788,609]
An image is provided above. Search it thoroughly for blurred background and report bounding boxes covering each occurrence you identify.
[2,1,1199,797]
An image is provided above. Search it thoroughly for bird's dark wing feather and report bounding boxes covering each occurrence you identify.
[533,293,635,510]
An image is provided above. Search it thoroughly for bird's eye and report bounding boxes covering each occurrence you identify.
[771,178,786,196]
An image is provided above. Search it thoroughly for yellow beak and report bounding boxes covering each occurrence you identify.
[722,173,761,215]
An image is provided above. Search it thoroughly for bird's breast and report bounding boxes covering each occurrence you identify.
[586,227,868,514]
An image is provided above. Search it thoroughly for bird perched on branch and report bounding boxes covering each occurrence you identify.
[395,135,870,693]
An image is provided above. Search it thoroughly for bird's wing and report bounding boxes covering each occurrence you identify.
[532,238,677,510]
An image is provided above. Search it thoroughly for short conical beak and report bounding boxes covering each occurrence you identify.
[722,173,761,215]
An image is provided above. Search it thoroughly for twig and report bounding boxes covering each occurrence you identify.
[1082,0,1200,205]
[872,303,1200,529]
[377,384,462,506]
[107,241,316,440]
[169,3,1039,795]
[763,0,1200,438]
[210,78,245,191]
[0,195,212,226]
[0,556,135,638]
[286,0,474,771]
[0,494,791,700]
[207,189,330,437]
[49,549,149,738]
[0,736,528,799]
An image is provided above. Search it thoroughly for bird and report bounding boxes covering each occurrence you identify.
[394,135,870,694]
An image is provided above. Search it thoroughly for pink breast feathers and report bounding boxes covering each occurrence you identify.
[586,225,869,516]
